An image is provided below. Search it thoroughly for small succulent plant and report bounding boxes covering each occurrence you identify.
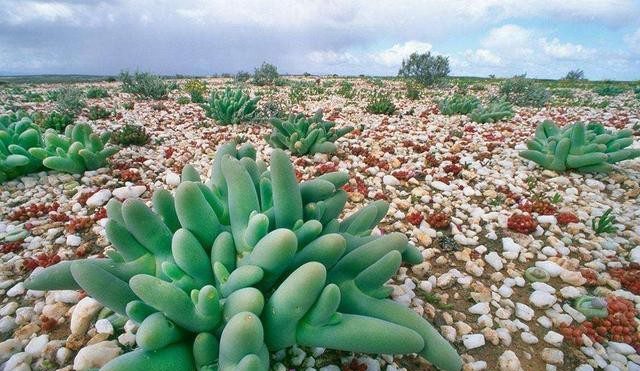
[25,141,461,371]
[438,94,479,115]
[591,208,617,235]
[0,113,46,183]
[29,123,119,173]
[520,121,640,173]
[204,88,259,125]
[469,100,514,123]
[110,124,149,146]
[593,85,625,97]
[366,91,396,115]
[266,110,353,155]
[36,111,74,132]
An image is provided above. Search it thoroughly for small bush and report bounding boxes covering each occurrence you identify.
[398,52,450,86]
[366,91,396,115]
[563,69,585,81]
[176,96,191,105]
[289,83,307,104]
[253,62,279,86]
[119,71,169,99]
[552,89,574,99]
[55,87,86,115]
[234,71,251,83]
[500,75,549,107]
[405,82,422,100]
[183,79,207,103]
[593,84,625,96]
[86,87,109,98]
[88,105,112,120]
[35,111,74,132]
[439,95,480,115]
[259,98,288,119]
[122,101,134,110]
[337,81,355,99]
[111,124,149,146]
[23,92,44,102]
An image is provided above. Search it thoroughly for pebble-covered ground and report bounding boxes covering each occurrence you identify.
[1,77,640,371]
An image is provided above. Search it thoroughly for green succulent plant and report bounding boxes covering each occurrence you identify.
[204,88,259,125]
[520,121,640,173]
[266,110,353,155]
[469,100,514,123]
[111,124,149,146]
[25,141,461,371]
[0,113,46,183]
[593,85,625,97]
[438,94,480,115]
[366,91,396,115]
[29,123,119,173]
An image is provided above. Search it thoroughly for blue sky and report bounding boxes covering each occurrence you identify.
[1,0,639,80]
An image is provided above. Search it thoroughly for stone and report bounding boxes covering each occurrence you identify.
[560,270,586,286]
[25,334,49,355]
[462,334,485,350]
[6,282,25,297]
[70,297,103,335]
[440,325,457,342]
[95,319,114,335]
[498,350,521,371]
[541,348,564,365]
[86,189,111,208]
[515,303,534,321]
[0,338,23,362]
[66,234,82,247]
[383,175,400,186]
[166,172,181,186]
[521,332,538,344]
[73,341,122,370]
[469,302,491,315]
[535,261,565,277]
[485,252,503,271]
[530,291,557,308]
[113,185,146,200]
[544,331,564,346]
[608,342,636,355]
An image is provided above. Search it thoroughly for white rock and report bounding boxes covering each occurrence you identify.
[166,172,181,186]
[25,334,49,355]
[499,285,514,298]
[6,282,25,297]
[4,352,32,371]
[498,350,521,371]
[56,347,73,365]
[383,175,400,186]
[559,286,583,299]
[521,332,539,344]
[95,319,114,335]
[113,185,146,200]
[515,303,535,321]
[73,341,122,370]
[0,338,22,362]
[467,361,488,371]
[535,261,565,277]
[440,325,456,342]
[117,332,136,347]
[86,189,112,208]
[608,342,636,355]
[630,246,640,264]
[501,238,522,260]
[485,252,503,271]
[51,290,82,304]
[462,334,485,350]
[537,215,557,225]
[530,291,557,308]
[531,282,556,294]
[469,302,491,315]
[544,331,564,346]
[70,297,103,335]
[430,180,451,191]
[66,234,82,247]
[0,316,16,333]
[541,348,564,365]
[496,328,512,346]
[575,365,594,371]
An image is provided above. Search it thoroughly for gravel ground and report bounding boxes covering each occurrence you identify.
[1,78,639,371]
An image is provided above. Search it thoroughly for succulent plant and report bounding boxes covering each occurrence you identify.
[25,141,462,371]
[266,110,353,155]
[366,91,396,115]
[438,94,480,115]
[469,100,514,123]
[520,121,640,173]
[110,124,149,146]
[204,88,259,125]
[29,123,119,173]
[0,113,46,183]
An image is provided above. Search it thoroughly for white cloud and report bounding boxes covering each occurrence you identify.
[370,41,433,66]
[481,24,534,57]
[4,1,75,25]
[464,49,502,65]
[624,27,640,53]
[307,50,360,65]
[540,38,595,60]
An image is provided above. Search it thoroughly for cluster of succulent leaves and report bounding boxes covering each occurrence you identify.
[520,120,640,173]
[0,112,46,183]
[336,80,356,99]
[22,91,45,102]
[25,141,462,371]
[468,99,514,123]
[252,62,280,86]
[366,91,396,115]
[204,88,259,125]
[88,105,113,120]
[34,111,74,132]
[55,87,86,116]
[266,110,353,155]
[86,87,110,99]
[183,79,208,103]
[120,71,170,100]
[111,124,150,146]
[29,123,119,173]
[592,208,617,235]
[500,75,550,107]
[438,94,480,115]
[593,84,625,97]
[405,81,422,100]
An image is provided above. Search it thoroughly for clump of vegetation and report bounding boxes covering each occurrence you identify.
[36,111,74,132]
[259,98,288,119]
[88,105,112,120]
[593,84,625,96]
[520,120,640,173]
[183,79,207,103]
[592,208,617,234]
[122,101,135,110]
[111,124,149,146]
[438,95,479,115]
[23,92,44,102]
[469,100,514,123]
[500,75,550,107]
[120,71,170,99]
[336,80,355,99]
[266,110,353,155]
[563,69,585,81]
[86,87,109,98]
[398,52,450,86]
[55,87,86,116]
[234,71,251,83]
[176,96,191,105]
[405,82,422,100]
[0,113,45,183]
[204,88,259,125]
[366,91,396,115]
[288,82,307,104]
[253,62,280,86]
[552,89,575,99]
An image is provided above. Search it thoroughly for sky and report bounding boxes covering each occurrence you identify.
[1,0,640,80]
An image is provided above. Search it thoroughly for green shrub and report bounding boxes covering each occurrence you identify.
[366,91,396,115]
[86,87,110,98]
[23,92,44,102]
[204,88,259,125]
[55,87,86,115]
[336,81,355,99]
[111,124,149,146]
[500,75,549,107]
[266,110,353,155]
[469,100,514,123]
[253,62,279,86]
[398,52,450,86]
[552,89,574,99]
[120,71,170,99]
[183,79,207,103]
[259,99,288,119]
[439,95,479,115]
[406,82,422,100]
[177,96,191,105]
[88,105,112,120]
[288,83,307,104]
[122,101,135,110]
[562,69,585,81]
[593,84,625,96]
[234,71,251,83]
[37,111,74,132]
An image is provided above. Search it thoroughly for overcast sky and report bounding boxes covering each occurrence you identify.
[1,0,639,80]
